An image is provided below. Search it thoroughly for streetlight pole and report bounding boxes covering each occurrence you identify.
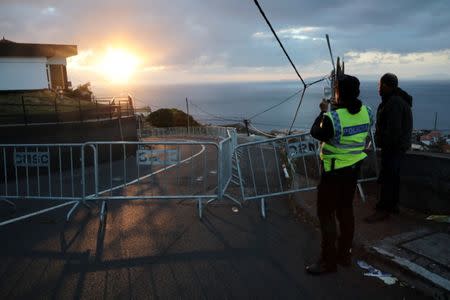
[186,97,190,135]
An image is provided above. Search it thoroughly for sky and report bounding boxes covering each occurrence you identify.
[1,0,450,87]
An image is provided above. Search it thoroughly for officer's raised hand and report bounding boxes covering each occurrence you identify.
[320,100,329,112]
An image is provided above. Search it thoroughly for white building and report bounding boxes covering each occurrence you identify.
[0,38,77,91]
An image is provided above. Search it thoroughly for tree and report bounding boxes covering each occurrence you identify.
[146,108,201,127]
[65,82,93,101]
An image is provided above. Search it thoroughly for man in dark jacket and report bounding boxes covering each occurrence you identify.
[365,73,413,223]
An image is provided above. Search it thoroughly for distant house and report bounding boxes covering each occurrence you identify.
[420,131,441,145]
[442,145,450,154]
[0,38,77,91]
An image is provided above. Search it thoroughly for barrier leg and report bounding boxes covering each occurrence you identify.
[224,194,242,207]
[357,183,366,203]
[198,198,203,219]
[100,200,107,223]
[261,197,266,219]
[1,199,16,210]
[66,201,81,221]
[81,201,92,209]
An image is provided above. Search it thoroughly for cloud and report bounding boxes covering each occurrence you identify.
[253,26,326,41]
[2,0,450,84]
[67,49,95,71]
[344,49,450,79]
[41,6,56,15]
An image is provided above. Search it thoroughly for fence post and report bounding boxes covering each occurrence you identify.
[218,143,223,200]
[96,99,99,120]
[78,98,82,122]
[109,102,112,119]
[54,95,59,123]
[21,96,27,124]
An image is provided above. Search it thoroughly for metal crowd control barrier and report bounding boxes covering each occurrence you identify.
[217,128,239,204]
[141,126,231,139]
[0,143,90,226]
[85,140,221,220]
[233,131,378,217]
[0,127,239,227]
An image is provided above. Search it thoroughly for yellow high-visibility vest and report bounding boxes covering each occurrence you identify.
[321,105,373,172]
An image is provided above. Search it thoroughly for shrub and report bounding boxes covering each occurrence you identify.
[146,108,201,127]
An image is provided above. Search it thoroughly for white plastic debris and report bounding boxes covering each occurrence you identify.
[357,260,398,285]
[232,206,239,213]
[426,215,450,223]
[196,176,203,182]
[209,170,217,175]
[282,164,290,179]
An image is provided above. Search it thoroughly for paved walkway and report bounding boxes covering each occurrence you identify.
[0,197,427,299]
[294,182,450,298]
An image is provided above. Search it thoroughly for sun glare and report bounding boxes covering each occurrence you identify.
[99,48,139,83]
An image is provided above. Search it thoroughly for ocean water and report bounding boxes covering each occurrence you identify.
[96,80,450,132]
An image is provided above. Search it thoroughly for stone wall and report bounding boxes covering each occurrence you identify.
[0,116,137,144]
[400,152,450,214]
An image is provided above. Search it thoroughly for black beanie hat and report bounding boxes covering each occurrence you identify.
[338,74,360,100]
[380,73,398,88]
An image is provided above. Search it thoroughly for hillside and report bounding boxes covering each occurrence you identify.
[146,108,201,127]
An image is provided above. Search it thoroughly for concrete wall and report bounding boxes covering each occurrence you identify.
[400,152,450,214]
[0,117,138,177]
[0,116,138,144]
[0,57,48,90]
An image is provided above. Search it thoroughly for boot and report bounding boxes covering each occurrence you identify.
[305,259,337,275]
[364,210,390,223]
[336,253,352,267]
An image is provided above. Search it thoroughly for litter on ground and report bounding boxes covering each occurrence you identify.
[357,260,398,285]
[426,215,450,223]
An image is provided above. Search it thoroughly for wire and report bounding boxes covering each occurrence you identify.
[306,76,329,87]
[248,88,304,120]
[189,100,241,122]
[129,95,161,110]
[253,0,306,87]
[248,123,277,138]
[288,88,306,135]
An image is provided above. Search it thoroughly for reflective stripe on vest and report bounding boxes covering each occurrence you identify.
[320,105,371,172]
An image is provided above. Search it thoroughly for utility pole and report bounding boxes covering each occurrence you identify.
[434,112,438,131]
[244,119,250,136]
[186,97,190,135]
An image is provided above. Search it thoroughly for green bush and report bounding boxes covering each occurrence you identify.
[146,108,201,127]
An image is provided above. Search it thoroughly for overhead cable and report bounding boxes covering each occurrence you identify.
[253,0,306,87]
[189,100,241,122]
[288,88,306,135]
[248,88,304,120]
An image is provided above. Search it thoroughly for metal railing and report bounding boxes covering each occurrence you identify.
[0,126,239,227]
[84,140,221,220]
[218,128,238,203]
[141,126,232,139]
[232,131,378,217]
[0,143,90,225]
[0,127,377,226]
[0,95,134,125]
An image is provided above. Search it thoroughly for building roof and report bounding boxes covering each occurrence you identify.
[0,38,77,58]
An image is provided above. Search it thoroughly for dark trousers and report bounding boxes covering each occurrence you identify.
[317,163,360,266]
[376,151,404,212]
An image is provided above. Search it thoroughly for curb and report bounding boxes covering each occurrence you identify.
[294,195,450,299]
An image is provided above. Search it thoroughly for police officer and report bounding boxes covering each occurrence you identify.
[306,74,373,275]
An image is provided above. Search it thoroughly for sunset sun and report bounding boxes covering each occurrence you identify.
[99,48,139,83]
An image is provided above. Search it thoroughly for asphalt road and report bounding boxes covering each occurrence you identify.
[0,137,428,299]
